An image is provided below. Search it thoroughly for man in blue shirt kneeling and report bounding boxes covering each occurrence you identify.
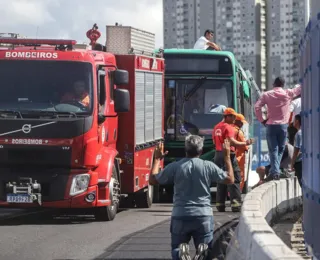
[149,135,235,260]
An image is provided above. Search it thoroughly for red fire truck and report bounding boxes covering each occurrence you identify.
[0,25,164,221]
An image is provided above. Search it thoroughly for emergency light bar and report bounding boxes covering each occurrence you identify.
[0,38,77,46]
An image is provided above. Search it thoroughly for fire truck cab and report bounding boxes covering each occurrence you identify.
[0,27,165,221]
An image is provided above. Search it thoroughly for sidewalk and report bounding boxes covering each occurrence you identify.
[272,206,311,259]
[96,209,240,260]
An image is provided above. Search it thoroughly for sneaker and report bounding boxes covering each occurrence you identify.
[193,243,209,260]
[216,206,225,212]
[263,174,280,183]
[231,207,241,212]
[179,243,192,260]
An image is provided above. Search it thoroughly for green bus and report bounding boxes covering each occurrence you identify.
[155,49,255,200]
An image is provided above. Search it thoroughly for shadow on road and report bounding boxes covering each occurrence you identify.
[92,210,240,260]
[92,219,171,260]
[0,208,129,226]
[134,209,172,213]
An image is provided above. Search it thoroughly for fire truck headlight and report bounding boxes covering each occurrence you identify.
[70,174,90,196]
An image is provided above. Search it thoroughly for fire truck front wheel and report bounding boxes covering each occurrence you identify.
[94,167,120,221]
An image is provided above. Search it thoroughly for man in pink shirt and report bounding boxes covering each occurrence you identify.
[254,77,301,181]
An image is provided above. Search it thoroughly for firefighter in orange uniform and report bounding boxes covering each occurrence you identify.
[212,108,254,212]
[234,114,251,191]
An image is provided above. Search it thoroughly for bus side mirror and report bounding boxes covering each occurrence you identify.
[114,70,129,85]
[241,80,250,99]
[114,88,130,113]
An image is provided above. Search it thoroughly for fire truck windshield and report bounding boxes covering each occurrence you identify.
[0,60,93,116]
[165,79,233,141]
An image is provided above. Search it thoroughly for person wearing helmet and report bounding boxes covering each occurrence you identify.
[212,108,254,212]
[234,114,253,192]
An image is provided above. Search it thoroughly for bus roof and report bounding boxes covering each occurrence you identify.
[156,48,236,59]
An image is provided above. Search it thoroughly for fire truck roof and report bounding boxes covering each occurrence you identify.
[0,38,77,46]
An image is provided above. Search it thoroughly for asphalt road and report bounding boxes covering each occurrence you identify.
[0,203,239,260]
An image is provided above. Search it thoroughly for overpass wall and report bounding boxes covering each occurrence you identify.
[299,11,320,260]
[226,178,302,259]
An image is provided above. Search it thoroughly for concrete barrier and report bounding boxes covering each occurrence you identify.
[226,177,303,260]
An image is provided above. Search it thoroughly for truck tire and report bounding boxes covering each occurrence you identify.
[135,184,153,208]
[95,166,120,221]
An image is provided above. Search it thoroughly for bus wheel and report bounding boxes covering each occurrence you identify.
[95,167,120,221]
[135,184,153,208]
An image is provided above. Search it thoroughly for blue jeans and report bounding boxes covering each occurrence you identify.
[170,216,214,260]
[266,124,288,176]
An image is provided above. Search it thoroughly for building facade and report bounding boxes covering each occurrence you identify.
[267,0,309,89]
[163,0,214,49]
[163,0,309,90]
[214,0,266,89]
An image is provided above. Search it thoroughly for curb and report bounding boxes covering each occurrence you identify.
[226,177,303,260]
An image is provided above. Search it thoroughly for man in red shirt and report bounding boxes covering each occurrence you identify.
[212,108,253,212]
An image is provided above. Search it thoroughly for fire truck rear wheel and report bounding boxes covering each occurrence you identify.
[135,184,153,208]
[94,167,120,221]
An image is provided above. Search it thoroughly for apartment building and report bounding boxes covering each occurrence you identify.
[214,0,266,89]
[163,0,214,49]
[267,0,309,89]
[163,0,309,90]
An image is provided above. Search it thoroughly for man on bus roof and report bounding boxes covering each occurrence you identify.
[193,29,221,51]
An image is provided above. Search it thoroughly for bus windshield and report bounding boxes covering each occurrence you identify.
[165,79,233,141]
[0,60,93,116]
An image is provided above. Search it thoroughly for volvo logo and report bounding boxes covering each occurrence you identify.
[22,124,32,134]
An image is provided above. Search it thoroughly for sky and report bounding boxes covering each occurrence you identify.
[0,0,164,47]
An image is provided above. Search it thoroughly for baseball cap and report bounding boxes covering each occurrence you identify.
[223,108,237,116]
[236,113,248,124]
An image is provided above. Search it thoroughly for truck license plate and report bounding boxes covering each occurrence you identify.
[6,194,33,203]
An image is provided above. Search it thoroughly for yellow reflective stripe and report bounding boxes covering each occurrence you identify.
[216,203,225,206]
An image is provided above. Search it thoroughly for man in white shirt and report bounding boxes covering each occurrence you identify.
[193,29,221,51]
[287,84,301,145]
[289,97,301,124]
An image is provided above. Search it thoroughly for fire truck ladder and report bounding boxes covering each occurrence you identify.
[128,47,163,58]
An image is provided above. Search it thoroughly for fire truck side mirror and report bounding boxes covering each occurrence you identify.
[114,88,130,113]
[98,70,106,106]
[114,70,129,85]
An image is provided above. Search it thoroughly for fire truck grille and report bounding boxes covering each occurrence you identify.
[0,146,72,167]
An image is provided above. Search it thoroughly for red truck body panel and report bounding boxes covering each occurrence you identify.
[115,55,165,194]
